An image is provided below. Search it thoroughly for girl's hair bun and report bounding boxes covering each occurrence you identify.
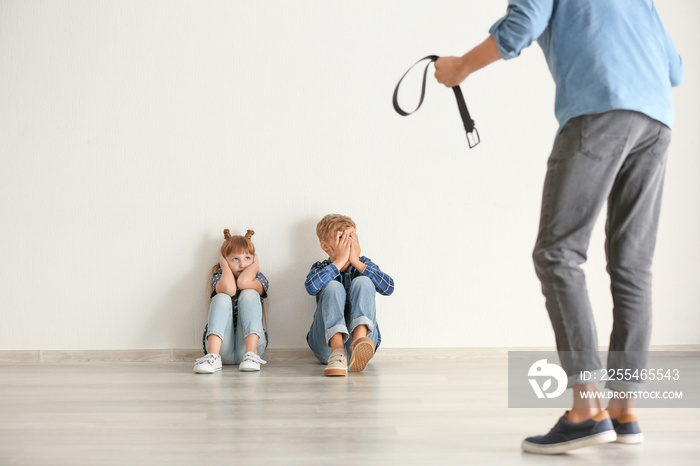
[245,229,255,239]
[223,229,231,239]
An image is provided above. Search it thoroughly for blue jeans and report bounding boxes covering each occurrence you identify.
[203,290,267,365]
[306,276,381,364]
[532,110,670,391]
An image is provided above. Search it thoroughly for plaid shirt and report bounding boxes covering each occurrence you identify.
[211,269,269,326]
[304,256,394,298]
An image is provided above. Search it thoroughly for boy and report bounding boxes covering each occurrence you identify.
[305,214,394,376]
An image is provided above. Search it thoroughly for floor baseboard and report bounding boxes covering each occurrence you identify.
[1,345,698,364]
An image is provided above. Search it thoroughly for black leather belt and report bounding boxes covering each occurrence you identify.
[393,55,480,148]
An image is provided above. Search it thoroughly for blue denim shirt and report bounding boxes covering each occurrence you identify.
[489,0,683,131]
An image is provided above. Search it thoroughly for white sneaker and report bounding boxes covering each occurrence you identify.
[239,352,267,372]
[324,349,347,376]
[193,353,222,374]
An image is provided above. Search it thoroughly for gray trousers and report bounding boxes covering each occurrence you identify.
[532,110,671,391]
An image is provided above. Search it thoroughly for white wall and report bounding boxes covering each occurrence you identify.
[1,0,698,351]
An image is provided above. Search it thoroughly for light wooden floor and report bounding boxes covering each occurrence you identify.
[1,351,699,465]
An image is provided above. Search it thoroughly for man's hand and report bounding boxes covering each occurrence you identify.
[434,56,470,88]
[435,36,502,88]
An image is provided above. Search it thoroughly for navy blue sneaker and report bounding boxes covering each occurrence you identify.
[522,411,617,454]
[612,414,644,444]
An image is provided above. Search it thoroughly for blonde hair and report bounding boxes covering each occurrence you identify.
[316,214,356,243]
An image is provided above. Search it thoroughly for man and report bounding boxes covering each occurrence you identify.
[434,0,682,454]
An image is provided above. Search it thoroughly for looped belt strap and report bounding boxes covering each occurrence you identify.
[393,55,480,148]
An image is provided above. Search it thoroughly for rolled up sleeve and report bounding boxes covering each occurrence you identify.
[489,0,554,59]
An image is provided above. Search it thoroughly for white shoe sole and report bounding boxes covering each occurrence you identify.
[193,366,221,374]
[615,433,644,444]
[522,430,617,455]
[239,362,260,372]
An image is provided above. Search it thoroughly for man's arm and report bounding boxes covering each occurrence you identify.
[434,36,502,88]
[435,0,554,87]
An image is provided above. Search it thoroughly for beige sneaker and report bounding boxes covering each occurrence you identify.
[324,349,347,376]
[349,337,375,372]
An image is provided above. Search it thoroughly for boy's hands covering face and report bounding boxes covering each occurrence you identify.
[348,231,366,273]
[331,230,352,269]
[326,229,366,273]
[349,231,361,263]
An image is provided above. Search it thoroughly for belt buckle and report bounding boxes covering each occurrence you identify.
[467,127,480,149]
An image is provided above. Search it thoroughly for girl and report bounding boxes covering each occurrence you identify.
[194,229,269,373]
